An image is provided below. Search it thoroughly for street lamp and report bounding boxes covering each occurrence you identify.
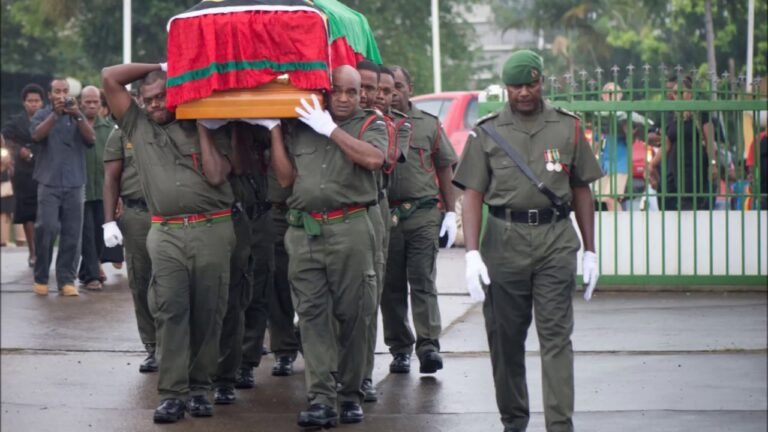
[431,0,442,93]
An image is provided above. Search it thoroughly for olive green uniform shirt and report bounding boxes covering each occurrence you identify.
[267,169,292,204]
[453,102,602,208]
[285,109,388,211]
[387,104,457,201]
[84,116,115,201]
[114,101,233,216]
[103,128,144,201]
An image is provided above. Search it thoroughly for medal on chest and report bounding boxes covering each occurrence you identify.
[545,149,562,172]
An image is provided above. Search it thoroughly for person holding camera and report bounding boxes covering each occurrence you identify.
[29,78,95,296]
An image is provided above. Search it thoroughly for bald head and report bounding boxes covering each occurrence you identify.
[80,85,101,119]
[329,65,361,121]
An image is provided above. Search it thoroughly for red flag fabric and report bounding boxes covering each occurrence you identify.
[166,4,331,111]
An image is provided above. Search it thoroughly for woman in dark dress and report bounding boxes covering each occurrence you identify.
[1,84,45,266]
[651,77,719,210]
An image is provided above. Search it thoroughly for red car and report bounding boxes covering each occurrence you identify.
[411,91,479,157]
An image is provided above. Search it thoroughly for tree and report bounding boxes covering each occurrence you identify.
[491,0,768,81]
[343,0,479,94]
[1,0,479,94]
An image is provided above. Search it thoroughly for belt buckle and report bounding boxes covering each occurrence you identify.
[182,215,190,227]
[528,209,539,226]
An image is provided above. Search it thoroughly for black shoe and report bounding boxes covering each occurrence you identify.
[361,379,378,403]
[339,401,364,424]
[214,386,236,405]
[153,398,185,423]
[419,351,443,374]
[297,403,338,428]
[187,395,213,417]
[139,348,158,373]
[234,366,254,389]
[271,354,295,377]
[389,353,411,373]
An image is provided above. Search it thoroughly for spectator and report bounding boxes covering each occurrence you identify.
[29,77,96,296]
[1,84,45,265]
[77,86,113,290]
[746,111,768,209]
[596,82,628,211]
[1,136,12,246]
[651,76,717,210]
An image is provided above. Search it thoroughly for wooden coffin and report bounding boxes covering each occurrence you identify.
[175,81,323,119]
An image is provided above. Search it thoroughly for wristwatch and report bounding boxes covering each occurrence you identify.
[75,116,84,122]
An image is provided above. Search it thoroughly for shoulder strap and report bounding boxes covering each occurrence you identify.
[479,123,565,207]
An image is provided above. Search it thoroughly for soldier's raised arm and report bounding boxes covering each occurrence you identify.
[102,63,163,121]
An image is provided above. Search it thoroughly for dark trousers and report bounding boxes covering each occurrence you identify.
[34,184,84,288]
[241,210,274,367]
[78,200,104,283]
[268,207,300,356]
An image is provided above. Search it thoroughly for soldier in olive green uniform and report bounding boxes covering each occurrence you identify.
[233,124,275,388]
[356,61,412,402]
[272,66,387,428]
[103,128,157,372]
[211,121,273,402]
[103,64,235,424]
[382,65,458,375]
[266,171,301,376]
[453,50,603,432]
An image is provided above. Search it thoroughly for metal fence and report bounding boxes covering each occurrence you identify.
[478,65,767,286]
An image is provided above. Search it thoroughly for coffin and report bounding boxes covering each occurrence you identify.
[166,0,381,119]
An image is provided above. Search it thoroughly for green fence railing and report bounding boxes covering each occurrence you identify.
[478,66,768,286]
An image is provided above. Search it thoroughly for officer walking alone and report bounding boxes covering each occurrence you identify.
[453,50,602,432]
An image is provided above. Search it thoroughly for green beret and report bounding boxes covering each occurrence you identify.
[502,50,543,85]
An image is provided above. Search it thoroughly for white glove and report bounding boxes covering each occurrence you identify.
[240,118,281,130]
[159,62,168,72]
[103,221,123,248]
[197,119,231,130]
[440,211,458,249]
[582,251,599,301]
[295,94,337,137]
[465,250,490,303]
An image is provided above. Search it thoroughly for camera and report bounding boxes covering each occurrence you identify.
[64,96,76,108]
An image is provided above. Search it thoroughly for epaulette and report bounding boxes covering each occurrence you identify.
[419,109,439,121]
[390,108,408,118]
[553,106,580,120]
[475,111,499,126]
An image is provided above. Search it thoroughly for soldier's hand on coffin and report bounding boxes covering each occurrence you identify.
[295,94,337,137]
[239,119,281,130]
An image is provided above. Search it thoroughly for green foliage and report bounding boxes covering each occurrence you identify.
[491,0,768,80]
[344,0,478,93]
[1,0,478,94]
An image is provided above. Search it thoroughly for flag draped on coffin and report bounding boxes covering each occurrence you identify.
[166,0,382,112]
[312,0,382,68]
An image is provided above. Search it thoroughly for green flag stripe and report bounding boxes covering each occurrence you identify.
[167,60,329,87]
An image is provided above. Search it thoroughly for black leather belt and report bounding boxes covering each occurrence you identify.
[123,198,148,211]
[489,205,570,226]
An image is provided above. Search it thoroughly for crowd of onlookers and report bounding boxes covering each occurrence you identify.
[1,82,122,293]
[587,79,767,213]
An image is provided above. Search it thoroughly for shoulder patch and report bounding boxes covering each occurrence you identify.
[553,106,580,120]
[362,108,382,116]
[475,111,499,126]
[419,109,439,120]
[390,108,408,118]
